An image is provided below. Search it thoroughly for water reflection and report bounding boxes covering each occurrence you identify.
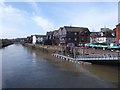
[32,52,36,63]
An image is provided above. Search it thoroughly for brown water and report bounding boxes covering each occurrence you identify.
[1,44,119,88]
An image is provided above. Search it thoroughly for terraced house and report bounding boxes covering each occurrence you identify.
[58,26,90,47]
[45,31,54,45]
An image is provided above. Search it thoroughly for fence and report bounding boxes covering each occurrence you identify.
[53,52,120,61]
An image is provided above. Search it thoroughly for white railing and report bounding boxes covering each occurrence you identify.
[53,53,119,61]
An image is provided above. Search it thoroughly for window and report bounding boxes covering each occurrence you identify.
[49,36,51,39]
[75,38,77,41]
[63,29,66,35]
[84,31,87,34]
[75,32,77,35]
[81,38,84,42]
[68,38,71,40]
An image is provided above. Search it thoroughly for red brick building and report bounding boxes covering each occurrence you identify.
[116,23,120,44]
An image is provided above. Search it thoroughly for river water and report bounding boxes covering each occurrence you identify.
[1,44,119,88]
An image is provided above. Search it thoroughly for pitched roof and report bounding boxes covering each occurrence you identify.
[35,35,46,37]
[46,31,53,35]
[90,32,100,37]
[116,23,120,26]
[101,28,112,32]
[63,26,89,32]
[53,30,59,33]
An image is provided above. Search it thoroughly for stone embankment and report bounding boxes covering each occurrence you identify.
[24,43,92,65]
[0,39,13,48]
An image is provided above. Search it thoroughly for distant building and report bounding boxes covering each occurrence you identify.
[15,38,27,43]
[35,35,46,44]
[90,27,116,44]
[32,35,36,44]
[116,23,120,44]
[90,32,100,43]
[100,27,115,37]
[27,35,46,44]
[53,30,59,45]
[27,36,32,43]
[58,26,90,47]
[45,31,54,45]
[95,37,115,44]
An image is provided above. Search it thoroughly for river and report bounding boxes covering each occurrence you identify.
[1,44,119,88]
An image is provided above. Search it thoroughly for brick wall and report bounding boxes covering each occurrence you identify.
[116,24,120,44]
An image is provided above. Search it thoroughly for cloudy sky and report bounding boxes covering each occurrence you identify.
[0,1,119,39]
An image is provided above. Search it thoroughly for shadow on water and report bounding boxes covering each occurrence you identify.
[2,44,119,88]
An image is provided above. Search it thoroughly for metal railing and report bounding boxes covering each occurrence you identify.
[75,53,119,60]
[53,52,120,61]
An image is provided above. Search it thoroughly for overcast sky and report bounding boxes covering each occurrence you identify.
[0,1,119,39]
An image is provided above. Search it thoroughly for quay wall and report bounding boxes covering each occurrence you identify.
[23,43,62,62]
[24,43,119,66]
[23,43,90,65]
[24,43,58,54]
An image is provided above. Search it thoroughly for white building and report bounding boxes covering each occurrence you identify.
[32,35,36,44]
[95,37,116,44]
[90,27,116,44]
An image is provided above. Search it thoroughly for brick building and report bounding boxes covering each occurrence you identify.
[116,23,120,44]
[58,26,90,47]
